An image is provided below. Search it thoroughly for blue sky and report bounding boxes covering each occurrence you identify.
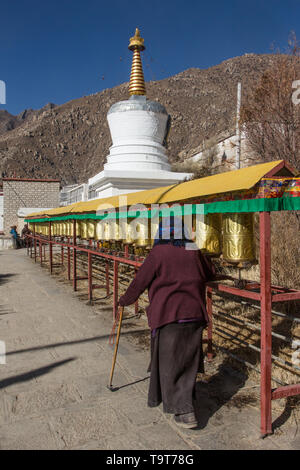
[1,0,299,115]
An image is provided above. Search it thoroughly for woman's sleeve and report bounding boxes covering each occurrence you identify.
[118,250,157,306]
[198,250,217,282]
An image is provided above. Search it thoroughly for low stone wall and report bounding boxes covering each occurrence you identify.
[0,236,14,250]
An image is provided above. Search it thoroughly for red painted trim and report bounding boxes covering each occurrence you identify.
[113,260,119,321]
[272,292,300,302]
[259,211,273,437]
[106,261,110,295]
[272,384,300,400]
[206,288,213,361]
[207,282,261,301]
[88,252,93,303]
[264,160,297,178]
[73,220,77,292]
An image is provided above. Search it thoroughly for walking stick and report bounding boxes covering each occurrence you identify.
[107,306,124,391]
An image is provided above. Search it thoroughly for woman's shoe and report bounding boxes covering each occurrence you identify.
[174,412,198,429]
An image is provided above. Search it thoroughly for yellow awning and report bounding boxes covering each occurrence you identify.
[27,159,294,218]
[70,160,286,213]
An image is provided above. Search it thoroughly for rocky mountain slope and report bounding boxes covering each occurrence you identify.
[0,54,283,186]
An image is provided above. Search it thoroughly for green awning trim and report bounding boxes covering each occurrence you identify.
[25,196,300,223]
[202,195,300,214]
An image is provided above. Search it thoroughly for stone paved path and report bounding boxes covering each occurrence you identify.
[0,249,299,450]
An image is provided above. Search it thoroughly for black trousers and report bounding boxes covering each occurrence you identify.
[148,321,206,414]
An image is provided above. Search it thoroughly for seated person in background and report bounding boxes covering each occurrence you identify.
[10,225,21,249]
[21,224,32,247]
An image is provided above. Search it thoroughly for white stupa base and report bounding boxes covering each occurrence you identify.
[88,169,192,200]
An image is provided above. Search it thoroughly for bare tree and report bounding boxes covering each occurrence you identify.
[240,33,300,171]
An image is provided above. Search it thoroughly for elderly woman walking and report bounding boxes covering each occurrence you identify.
[118,217,216,429]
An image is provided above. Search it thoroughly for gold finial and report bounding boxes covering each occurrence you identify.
[128,28,146,96]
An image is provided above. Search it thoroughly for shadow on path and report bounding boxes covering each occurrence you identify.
[0,358,77,390]
[0,304,15,316]
[5,329,149,357]
[0,273,16,286]
[194,358,251,430]
[109,376,150,392]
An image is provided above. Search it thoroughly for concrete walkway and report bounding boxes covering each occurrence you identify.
[0,249,299,450]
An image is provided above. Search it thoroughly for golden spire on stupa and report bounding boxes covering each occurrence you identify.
[128,28,146,96]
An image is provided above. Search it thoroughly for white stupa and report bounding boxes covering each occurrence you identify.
[88,28,192,199]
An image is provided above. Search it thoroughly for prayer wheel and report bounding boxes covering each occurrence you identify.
[75,220,81,238]
[61,222,67,237]
[80,220,88,239]
[87,220,96,239]
[103,221,113,242]
[135,218,151,247]
[95,220,104,241]
[147,217,159,246]
[66,220,72,237]
[112,220,122,242]
[222,213,255,263]
[122,219,135,245]
[193,213,222,256]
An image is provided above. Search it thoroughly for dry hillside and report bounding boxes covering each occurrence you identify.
[0,53,286,185]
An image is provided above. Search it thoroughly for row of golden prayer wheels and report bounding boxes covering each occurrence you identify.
[29,212,256,263]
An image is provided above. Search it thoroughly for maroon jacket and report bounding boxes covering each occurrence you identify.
[119,244,216,330]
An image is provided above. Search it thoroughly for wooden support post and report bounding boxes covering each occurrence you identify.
[67,241,71,281]
[34,229,37,263]
[73,220,77,292]
[260,211,273,438]
[113,260,119,321]
[49,221,53,275]
[88,252,93,303]
[134,268,139,315]
[206,287,213,361]
[106,260,110,295]
[40,239,43,266]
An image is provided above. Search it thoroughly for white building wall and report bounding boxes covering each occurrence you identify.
[188,131,254,170]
